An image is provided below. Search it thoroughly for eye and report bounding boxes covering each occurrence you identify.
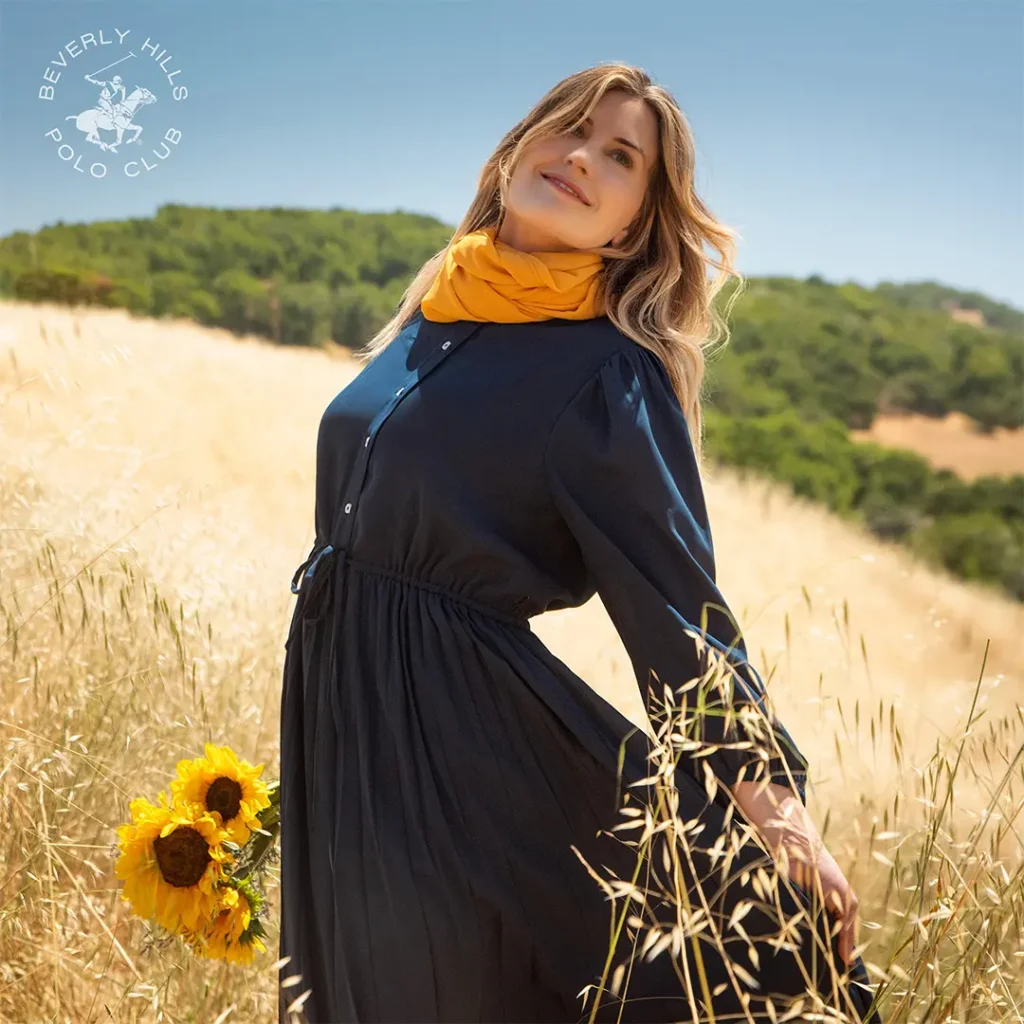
[567,123,633,168]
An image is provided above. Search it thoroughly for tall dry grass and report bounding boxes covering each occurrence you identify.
[1,301,1022,1022]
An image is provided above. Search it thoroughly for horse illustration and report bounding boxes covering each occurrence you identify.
[65,86,158,152]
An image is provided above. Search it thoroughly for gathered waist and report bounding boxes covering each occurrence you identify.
[289,541,531,631]
[346,557,532,630]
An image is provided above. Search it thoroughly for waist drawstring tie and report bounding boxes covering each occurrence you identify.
[286,543,339,653]
[291,542,336,595]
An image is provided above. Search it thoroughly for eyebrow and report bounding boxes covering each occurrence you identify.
[583,116,646,164]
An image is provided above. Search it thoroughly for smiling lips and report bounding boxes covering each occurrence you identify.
[541,172,591,206]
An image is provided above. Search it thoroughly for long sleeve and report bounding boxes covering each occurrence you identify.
[544,344,810,806]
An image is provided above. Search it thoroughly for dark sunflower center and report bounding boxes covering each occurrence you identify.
[152,825,211,888]
[206,776,243,822]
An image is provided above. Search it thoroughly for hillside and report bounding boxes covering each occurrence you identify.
[3,205,1022,601]
[2,204,1021,430]
[850,410,1024,481]
[2,299,1020,790]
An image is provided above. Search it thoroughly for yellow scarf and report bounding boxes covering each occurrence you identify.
[420,224,606,323]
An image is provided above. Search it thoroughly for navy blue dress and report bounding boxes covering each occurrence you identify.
[278,309,883,1023]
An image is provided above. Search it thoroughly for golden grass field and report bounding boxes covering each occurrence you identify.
[1,299,1022,1022]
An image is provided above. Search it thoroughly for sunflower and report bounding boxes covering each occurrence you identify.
[170,743,272,846]
[115,791,233,935]
[181,883,267,965]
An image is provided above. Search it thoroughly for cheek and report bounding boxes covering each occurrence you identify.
[507,167,540,210]
[598,173,642,221]
[513,140,562,181]
[509,156,543,198]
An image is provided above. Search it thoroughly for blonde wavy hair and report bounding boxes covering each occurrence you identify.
[355,61,746,466]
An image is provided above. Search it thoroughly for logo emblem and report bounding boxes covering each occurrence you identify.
[39,29,189,179]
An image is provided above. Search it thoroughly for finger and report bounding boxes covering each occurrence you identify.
[822,891,853,963]
[843,917,860,962]
[824,889,845,919]
[841,908,860,965]
[839,918,853,964]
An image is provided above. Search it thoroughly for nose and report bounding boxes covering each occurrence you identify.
[565,151,590,176]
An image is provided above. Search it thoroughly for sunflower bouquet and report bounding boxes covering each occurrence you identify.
[114,744,279,965]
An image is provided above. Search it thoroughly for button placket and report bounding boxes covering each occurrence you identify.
[287,319,485,645]
[290,319,485,606]
[328,319,485,558]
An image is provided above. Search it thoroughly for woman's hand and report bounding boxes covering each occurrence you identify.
[728,779,861,967]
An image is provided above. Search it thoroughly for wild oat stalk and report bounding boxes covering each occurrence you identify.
[571,632,1024,1023]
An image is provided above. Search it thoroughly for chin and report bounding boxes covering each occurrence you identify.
[501,200,600,253]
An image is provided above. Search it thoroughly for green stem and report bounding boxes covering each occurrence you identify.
[230,780,280,883]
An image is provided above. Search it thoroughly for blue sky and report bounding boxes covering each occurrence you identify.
[1,0,1021,308]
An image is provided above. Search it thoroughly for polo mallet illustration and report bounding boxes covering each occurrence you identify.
[88,52,139,80]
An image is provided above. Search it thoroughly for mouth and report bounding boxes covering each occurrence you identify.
[541,171,591,206]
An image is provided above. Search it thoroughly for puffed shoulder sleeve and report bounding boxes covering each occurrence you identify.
[544,345,810,806]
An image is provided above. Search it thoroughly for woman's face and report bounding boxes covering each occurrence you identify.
[497,90,659,254]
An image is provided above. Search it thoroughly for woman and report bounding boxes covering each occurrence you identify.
[279,62,883,1023]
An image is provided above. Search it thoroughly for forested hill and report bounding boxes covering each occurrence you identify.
[0,203,1020,431]
[2,203,1022,600]
[0,205,453,353]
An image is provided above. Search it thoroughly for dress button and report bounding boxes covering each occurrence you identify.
[344,503,352,513]
[442,340,451,350]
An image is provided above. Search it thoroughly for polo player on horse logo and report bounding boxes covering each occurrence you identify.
[65,56,157,153]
